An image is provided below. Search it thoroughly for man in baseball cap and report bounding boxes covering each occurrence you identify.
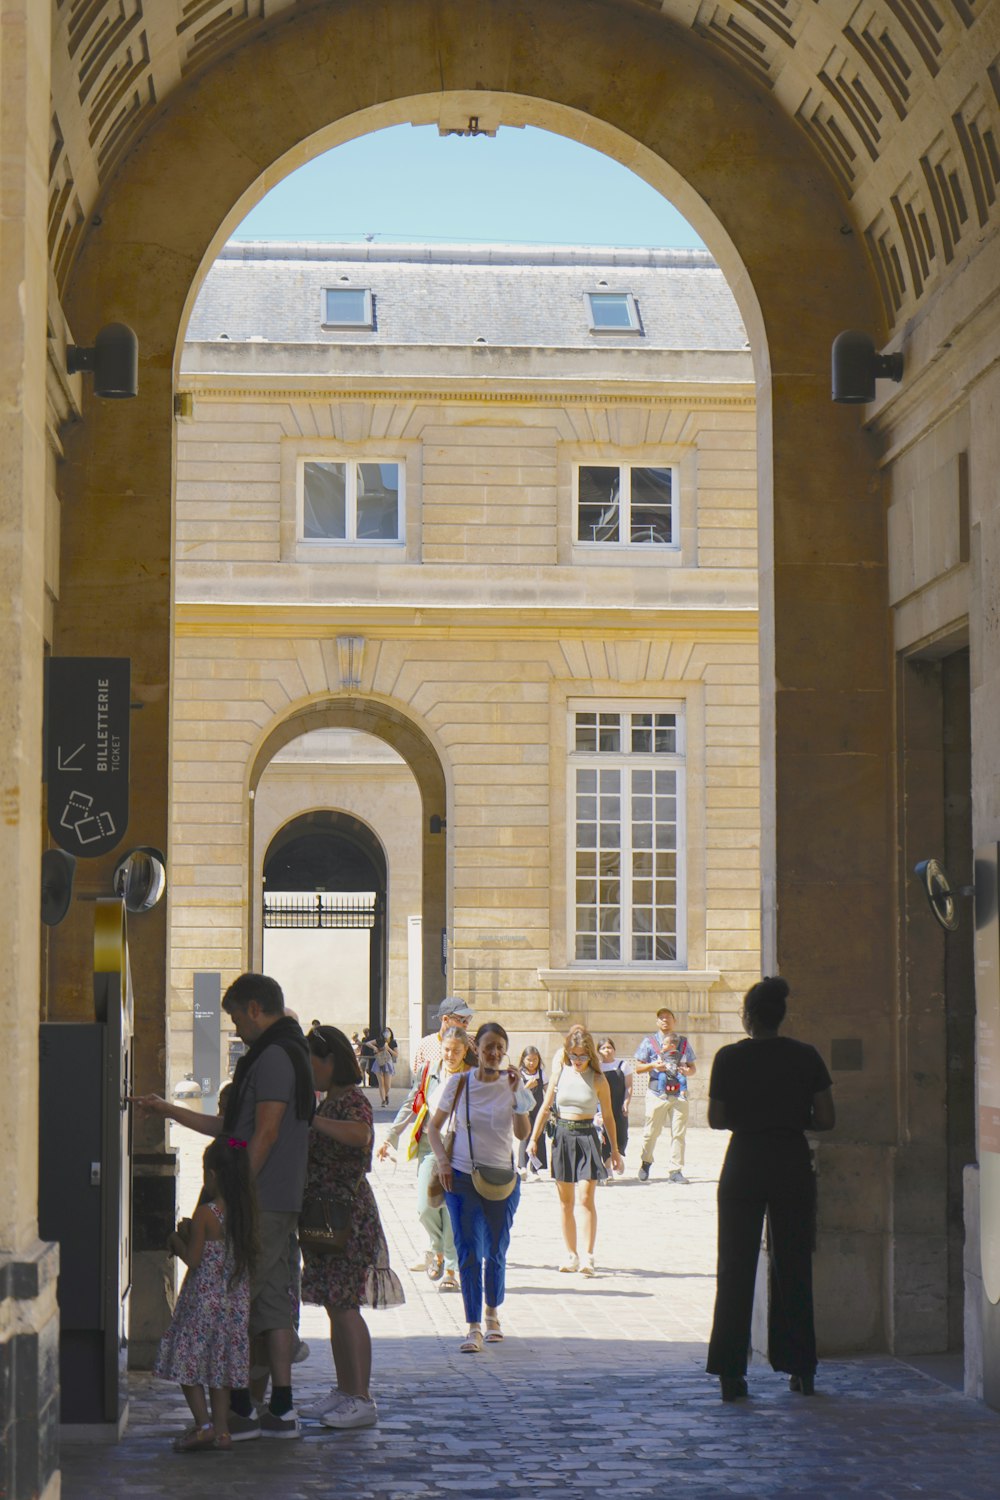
[413,996,474,1071]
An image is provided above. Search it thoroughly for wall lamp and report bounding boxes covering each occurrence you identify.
[831,330,903,404]
[66,321,139,399]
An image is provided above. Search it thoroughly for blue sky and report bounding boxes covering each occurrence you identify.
[233,124,704,249]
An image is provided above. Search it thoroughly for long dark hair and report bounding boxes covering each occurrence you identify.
[204,1137,257,1286]
[518,1045,545,1084]
[308,1023,363,1085]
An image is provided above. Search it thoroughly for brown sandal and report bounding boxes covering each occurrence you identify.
[173,1424,217,1453]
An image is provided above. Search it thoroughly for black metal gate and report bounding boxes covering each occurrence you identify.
[263,892,386,1034]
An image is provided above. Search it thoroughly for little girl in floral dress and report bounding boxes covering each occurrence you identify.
[154,1136,257,1452]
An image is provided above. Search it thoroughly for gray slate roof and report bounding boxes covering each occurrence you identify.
[186,242,748,351]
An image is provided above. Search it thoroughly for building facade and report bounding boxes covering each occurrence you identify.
[171,244,761,1078]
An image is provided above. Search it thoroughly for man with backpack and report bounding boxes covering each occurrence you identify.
[634,1007,696,1183]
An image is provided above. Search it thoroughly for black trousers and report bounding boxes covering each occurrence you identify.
[706,1131,817,1378]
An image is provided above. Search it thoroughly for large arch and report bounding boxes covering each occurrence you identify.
[51,0,889,1358]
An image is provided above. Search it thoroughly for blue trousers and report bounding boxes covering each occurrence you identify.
[444,1170,521,1324]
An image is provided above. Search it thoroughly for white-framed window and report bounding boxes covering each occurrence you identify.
[298,459,403,543]
[575,463,676,546]
[586,291,641,332]
[569,705,685,966]
[323,287,373,328]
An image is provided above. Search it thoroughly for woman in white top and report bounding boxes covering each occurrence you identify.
[527,1026,624,1277]
[426,1022,533,1353]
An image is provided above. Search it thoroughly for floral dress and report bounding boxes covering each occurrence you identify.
[300,1087,405,1311]
[153,1203,249,1388]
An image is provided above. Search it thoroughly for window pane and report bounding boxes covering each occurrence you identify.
[302,462,347,539]
[598,716,621,753]
[576,714,597,752]
[655,935,677,961]
[577,768,597,793]
[599,850,621,876]
[577,935,597,960]
[632,714,653,753]
[577,822,597,848]
[599,935,622,960]
[633,934,653,961]
[577,467,620,542]
[633,850,653,878]
[325,287,370,326]
[630,466,673,545]
[577,795,597,821]
[577,850,597,876]
[588,292,635,329]
[576,880,597,904]
[356,463,400,540]
[654,715,677,753]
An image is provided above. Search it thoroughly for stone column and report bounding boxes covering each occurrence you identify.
[0,2,61,1496]
[761,364,895,1352]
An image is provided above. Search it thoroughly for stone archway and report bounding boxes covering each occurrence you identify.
[261,809,390,1037]
[53,0,890,1355]
[247,698,448,1025]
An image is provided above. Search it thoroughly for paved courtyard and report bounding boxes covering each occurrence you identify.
[61,1101,1000,1499]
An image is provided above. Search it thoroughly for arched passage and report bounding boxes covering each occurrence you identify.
[52,0,890,1357]
[248,698,448,1028]
[262,809,390,1036]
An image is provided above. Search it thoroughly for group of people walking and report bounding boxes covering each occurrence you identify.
[137,969,835,1453]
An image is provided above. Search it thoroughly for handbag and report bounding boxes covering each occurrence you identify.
[426,1074,467,1207]
[299,1180,360,1255]
[466,1074,517,1202]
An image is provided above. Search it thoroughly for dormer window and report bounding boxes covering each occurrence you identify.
[587,291,640,332]
[323,287,374,329]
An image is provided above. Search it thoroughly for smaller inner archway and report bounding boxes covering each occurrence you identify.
[263,809,389,1037]
[249,705,448,1044]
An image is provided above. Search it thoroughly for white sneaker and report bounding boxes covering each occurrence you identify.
[320,1395,378,1430]
[580,1255,596,1278]
[559,1252,579,1273]
[300,1387,346,1419]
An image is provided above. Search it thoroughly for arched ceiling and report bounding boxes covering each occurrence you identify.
[49,0,1000,325]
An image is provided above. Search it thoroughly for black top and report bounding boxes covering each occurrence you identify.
[708,1036,832,1135]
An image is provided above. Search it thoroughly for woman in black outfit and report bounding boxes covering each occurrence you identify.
[706,976,835,1402]
[516,1047,546,1176]
[596,1037,631,1175]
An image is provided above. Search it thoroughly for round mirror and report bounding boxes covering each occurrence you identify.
[113,846,167,912]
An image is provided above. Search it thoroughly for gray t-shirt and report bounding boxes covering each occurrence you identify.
[231,1045,310,1213]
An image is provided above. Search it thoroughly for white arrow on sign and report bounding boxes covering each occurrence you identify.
[56,744,85,772]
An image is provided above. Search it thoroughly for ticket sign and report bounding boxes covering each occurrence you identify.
[45,658,130,859]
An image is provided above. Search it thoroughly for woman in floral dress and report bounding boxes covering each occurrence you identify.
[300,1024,404,1431]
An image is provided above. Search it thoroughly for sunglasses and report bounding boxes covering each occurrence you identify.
[568,1052,590,1065]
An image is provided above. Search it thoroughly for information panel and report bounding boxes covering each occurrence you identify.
[45,658,130,859]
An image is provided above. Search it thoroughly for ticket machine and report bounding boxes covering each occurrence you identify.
[38,899,133,1435]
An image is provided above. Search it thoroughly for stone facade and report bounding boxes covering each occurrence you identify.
[169,244,761,1085]
[0,3,999,1494]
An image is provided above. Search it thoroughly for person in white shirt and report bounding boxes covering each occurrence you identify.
[526,1026,624,1277]
[426,1022,532,1353]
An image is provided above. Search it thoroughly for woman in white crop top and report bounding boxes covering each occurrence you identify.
[527,1025,623,1277]
[426,1022,532,1354]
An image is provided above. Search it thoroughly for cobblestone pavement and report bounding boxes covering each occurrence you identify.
[61,1098,1000,1499]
